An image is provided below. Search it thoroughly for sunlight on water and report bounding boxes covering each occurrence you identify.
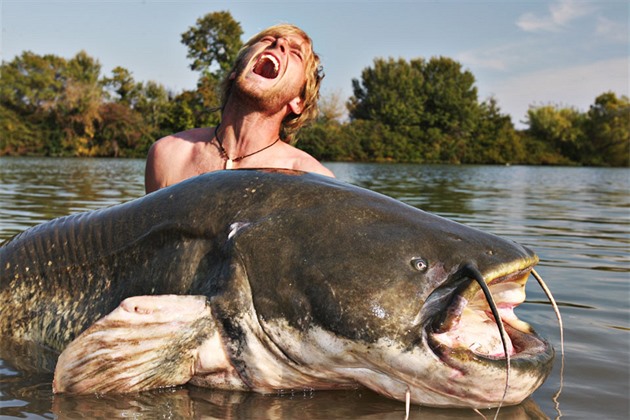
[1,158,629,419]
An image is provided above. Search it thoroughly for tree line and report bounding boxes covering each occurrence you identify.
[1,11,628,166]
[300,57,629,167]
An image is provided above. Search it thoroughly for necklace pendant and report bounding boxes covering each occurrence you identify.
[225,158,233,170]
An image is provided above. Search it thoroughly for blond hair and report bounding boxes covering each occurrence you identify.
[220,24,323,144]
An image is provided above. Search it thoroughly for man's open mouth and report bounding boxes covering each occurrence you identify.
[253,53,280,79]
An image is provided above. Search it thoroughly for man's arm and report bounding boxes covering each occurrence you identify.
[145,140,170,194]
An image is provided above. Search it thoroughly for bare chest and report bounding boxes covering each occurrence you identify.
[185,144,225,177]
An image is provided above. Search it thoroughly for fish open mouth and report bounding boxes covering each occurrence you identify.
[253,53,280,79]
[426,267,550,362]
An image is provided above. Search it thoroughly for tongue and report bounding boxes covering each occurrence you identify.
[254,58,278,79]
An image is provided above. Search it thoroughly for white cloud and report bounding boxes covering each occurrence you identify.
[484,57,629,127]
[455,40,543,73]
[596,16,628,43]
[517,0,596,32]
[456,51,508,71]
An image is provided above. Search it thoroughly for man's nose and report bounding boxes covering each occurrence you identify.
[276,37,288,53]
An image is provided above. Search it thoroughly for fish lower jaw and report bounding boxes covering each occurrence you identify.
[428,271,536,359]
[430,306,535,359]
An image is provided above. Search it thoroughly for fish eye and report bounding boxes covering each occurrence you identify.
[411,257,428,272]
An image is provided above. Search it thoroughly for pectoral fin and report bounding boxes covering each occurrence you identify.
[53,295,218,394]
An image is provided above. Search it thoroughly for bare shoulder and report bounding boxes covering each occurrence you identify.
[285,144,335,177]
[145,127,214,193]
[148,127,214,168]
[151,128,212,153]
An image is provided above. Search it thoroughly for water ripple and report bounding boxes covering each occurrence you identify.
[1,159,629,419]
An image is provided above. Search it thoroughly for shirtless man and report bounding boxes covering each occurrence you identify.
[145,24,334,194]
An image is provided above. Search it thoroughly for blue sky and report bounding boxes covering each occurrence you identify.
[1,0,628,127]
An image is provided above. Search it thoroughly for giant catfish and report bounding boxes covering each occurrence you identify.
[0,169,557,409]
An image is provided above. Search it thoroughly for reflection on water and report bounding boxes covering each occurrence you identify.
[0,157,145,241]
[0,337,547,420]
[1,361,548,420]
[1,158,629,419]
[18,391,548,420]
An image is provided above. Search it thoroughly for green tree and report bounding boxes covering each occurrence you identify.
[55,51,104,156]
[422,57,479,163]
[135,81,172,138]
[178,10,243,129]
[348,56,481,163]
[100,67,173,153]
[525,105,586,163]
[194,74,222,126]
[298,91,359,161]
[0,50,105,156]
[168,86,220,133]
[584,92,630,166]
[0,51,66,113]
[318,90,347,123]
[102,66,141,106]
[181,11,243,80]
[94,102,146,157]
[0,104,42,155]
[169,90,197,132]
[349,57,426,127]
[0,52,54,154]
[0,52,66,154]
[467,98,524,164]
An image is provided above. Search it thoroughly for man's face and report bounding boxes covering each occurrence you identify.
[233,33,309,115]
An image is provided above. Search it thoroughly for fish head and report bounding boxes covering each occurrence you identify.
[223,171,555,408]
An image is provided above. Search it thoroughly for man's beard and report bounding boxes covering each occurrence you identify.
[232,74,287,114]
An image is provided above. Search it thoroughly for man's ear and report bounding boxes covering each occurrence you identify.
[288,97,304,116]
[229,72,236,80]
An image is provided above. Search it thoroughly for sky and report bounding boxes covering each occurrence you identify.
[1,0,628,127]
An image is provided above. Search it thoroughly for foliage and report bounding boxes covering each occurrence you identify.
[174,11,243,130]
[180,11,243,80]
[0,11,627,166]
[465,98,526,164]
[0,50,103,156]
[94,102,146,157]
[0,11,240,157]
[102,66,141,106]
[0,104,42,155]
[346,57,494,164]
[349,58,427,127]
[522,93,630,167]
[525,105,586,162]
[584,92,630,167]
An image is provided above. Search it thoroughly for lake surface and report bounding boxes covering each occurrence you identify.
[0,157,628,419]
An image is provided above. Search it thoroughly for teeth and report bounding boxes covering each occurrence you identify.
[504,315,532,333]
[510,318,532,333]
[262,54,279,72]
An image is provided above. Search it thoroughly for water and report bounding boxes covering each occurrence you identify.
[1,157,628,419]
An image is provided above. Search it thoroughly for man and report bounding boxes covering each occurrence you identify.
[145,24,334,194]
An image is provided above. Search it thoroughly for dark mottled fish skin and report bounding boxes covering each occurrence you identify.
[0,169,270,349]
[0,169,552,407]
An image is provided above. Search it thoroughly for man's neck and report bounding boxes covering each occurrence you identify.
[218,98,286,156]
